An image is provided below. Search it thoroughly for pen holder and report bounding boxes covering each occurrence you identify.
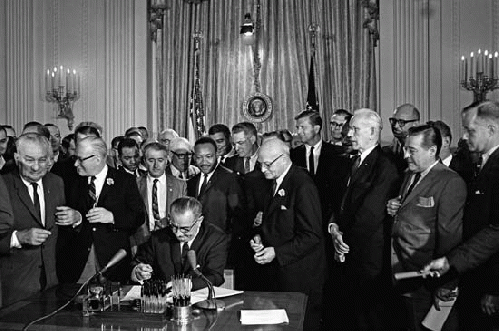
[140,279,170,314]
[171,274,192,324]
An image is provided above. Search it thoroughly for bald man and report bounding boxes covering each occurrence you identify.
[383,103,420,175]
[250,138,325,330]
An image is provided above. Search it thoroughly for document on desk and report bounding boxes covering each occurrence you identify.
[421,296,457,331]
[240,309,289,325]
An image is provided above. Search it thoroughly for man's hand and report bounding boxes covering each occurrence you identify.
[253,211,263,227]
[254,247,276,264]
[16,228,51,245]
[481,294,499,315]
[421,257,450,277]
[386,196,402,216]
[433,287,458,311]
[87,207,114,224]
[134,263,153,281]
[55,206,81,226]
[332,232,349,255]
[250,234,264,253]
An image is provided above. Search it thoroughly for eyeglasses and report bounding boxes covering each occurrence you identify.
[389,118,418,127]
[76,154,95,163]
[171,151,192,159]
[330,121,346,128]
[261,154,283,169]
[167,218,200,234]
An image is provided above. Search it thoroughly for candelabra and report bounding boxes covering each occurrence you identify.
[45,66,79,130]
[460,49,499,103]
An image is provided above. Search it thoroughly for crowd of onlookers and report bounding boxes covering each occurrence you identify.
[1,101,499,330]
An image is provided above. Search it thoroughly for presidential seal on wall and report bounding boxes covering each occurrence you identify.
[242,92,273,123]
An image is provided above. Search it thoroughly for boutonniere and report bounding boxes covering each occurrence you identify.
[278,189,285,197]
[106,178,114,185]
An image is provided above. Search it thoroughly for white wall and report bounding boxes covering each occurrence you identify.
[378,0,499,145]
[0,0,150,143]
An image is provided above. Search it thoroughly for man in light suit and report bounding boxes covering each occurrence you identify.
[387,124,466,331]
[250,138,325,330]
[423,101,499,330]
[329,109,400,330]
[132,197,227,290]
[132,142,186,255]
[57,136,145,285]
[0,133,65,306]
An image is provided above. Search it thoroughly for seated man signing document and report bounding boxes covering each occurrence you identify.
[132,197,227,290]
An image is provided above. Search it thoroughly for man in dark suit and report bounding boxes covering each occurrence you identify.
[187,137,245,234]
[117,138,146,177]
[57,136,145,285]
[132,197,227,290]
[0,133,65,306]
[387,124,466,330]
[132,142,186,255]
[423,101,499,330]
[383,103,421,176]
[208,124,235,165]
[0,176,14,308]
[329,109,400,330]
[250,138,325,330]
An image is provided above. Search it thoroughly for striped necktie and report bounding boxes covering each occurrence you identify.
[152,179,161,227]
[88,176,97,208]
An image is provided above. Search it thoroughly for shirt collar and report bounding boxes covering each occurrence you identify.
[275,162,292,188]
[359,144,377,165]
[147,173,166,185]
[482,144,499,167]
[306,140,322,152]
[20,176,43,188]
[90,164,108,183]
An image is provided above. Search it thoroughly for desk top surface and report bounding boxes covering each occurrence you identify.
[0,287,306,330]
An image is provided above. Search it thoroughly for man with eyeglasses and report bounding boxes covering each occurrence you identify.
[166,137,200,180]
[383,103,421,175]
[56,136,145,286]
[132,142,186,255]
[329,109,352,146]
[0,133,65,306]
[250,138,325,330]
[132,196,227,291]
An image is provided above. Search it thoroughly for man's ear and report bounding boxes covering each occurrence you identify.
[198,215,204,224]
[14,152,20,165]
[249,135,256,145]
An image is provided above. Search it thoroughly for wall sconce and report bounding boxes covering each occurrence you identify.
[45,66,80,130]
[150,0,169,42]
[240,13,254,36]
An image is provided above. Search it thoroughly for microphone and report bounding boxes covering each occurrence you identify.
[187,250,224,310]
[99,249,128,275]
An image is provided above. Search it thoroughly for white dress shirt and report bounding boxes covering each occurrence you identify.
[146,173,167,230]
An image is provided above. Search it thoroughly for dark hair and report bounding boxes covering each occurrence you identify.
[143,141,167,155]
[333,109,353,122]
[61,133,75,150]
[117,137,139,156]
[427,120,451,141]
[111,136,125,149]
[232,122,257,138]
[125,126,142,137]
[294,109,323,130]
[208,124,231,141]
[195,136,217,151]
[0,126,6,136]
[408,124,442,158]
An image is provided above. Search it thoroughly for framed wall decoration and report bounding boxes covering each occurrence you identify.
[242,92,273,123]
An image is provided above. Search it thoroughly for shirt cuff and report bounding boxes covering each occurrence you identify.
[10,231,22,249]
[131,264,144,284]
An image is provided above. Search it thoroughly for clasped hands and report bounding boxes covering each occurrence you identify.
[329,223,349,262]
[250,234,275,264]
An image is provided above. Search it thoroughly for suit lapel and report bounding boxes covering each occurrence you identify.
[170,240,183,273]
[400,163,442,208]
[14,175,44,227]
[138,176,149,215]
[97,167,114,206]
[42,176,54,229]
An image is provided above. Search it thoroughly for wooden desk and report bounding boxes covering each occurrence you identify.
[0,287,306,330]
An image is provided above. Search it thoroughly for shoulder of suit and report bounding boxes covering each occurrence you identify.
[217,164,234,174]
[203,222,228,239]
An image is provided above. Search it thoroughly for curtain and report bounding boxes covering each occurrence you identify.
[156,0,376,140]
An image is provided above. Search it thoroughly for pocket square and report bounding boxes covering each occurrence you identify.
[280,205,287,210]
[475,190,484,195]
[417,196,434,207]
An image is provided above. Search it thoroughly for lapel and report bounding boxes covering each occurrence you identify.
[42,175,54,229]
[138,175,149,214]
[97,167,114,206]
[265,165,292,214]
[192,174,202,199]
[202,167,219,196]
[399,164,441,208]
[170,239,183,273]
[13,174,44,227]
[344,146,379,206]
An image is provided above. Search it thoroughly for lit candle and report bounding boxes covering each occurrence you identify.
[45,69,50,92]
[477,49,483,74]
[489,53,493,78]
[484,50,489,76]
[59,65,63,87]
[495,52,499,78]
[51,72,55,91]
[72,70,77,94]
[66,69,70,93]
[461,56,466,81]
[470,52,475,78]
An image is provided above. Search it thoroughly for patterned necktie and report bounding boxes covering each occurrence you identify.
[351,154,361,175]
[31,182,41,219]
[309,146,315,176]
[88,176,97,207]
[181,242,189,268]
[244,157,251,174]
[198,175,208,198]
[152,179,161,225]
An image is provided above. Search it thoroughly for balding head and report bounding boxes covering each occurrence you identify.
[75,136,108,176]
[390,103,420,141]
[258,139,291,180]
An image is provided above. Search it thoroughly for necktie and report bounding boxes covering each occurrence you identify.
[198,175,208,198]
[475,155,484,177]
[309,146,315,176]
[31,182,41,220]
[88,176,97,208]
[351,154,361,175]
[402,172,421,202]
[272,180,277,196]
[152,179,161,228]
[244,157,251,174]
[181,242,189,268]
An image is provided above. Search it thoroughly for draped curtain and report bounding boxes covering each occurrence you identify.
[156,0,376,140]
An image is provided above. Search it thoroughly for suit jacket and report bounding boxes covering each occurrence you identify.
[447,148,499,293]
[117,165,147,177]
[0,172,65,306]
[382,139,408,177]
[187,165,245,233]
[132,174,186,248]
[334,145,400,281]
[134,222,228,290]
[260,164,325,294]
[0,176,14,245]
[290,142,350,228]
[57,166,145,283]
[392,163,466,290]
